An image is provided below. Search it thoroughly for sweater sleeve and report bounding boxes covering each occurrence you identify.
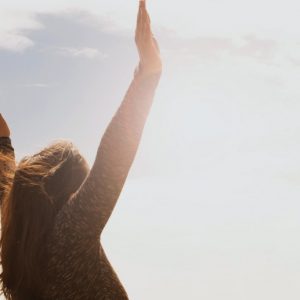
[0,137,15,205]
[56,70,161,240]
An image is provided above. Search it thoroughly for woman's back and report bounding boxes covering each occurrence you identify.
[45,226,128,299]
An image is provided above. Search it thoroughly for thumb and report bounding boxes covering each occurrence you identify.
[152,37,160,53]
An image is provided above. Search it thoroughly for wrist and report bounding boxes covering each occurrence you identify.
[135,62,162,79]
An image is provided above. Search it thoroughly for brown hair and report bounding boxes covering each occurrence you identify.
[0,141,89,299]
[0,151,15,204]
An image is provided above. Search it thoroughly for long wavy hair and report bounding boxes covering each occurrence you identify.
[0,151,15,205]
[0,141,89,299]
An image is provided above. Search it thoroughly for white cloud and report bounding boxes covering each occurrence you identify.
[0,32,34,52]
[55,46,108,59]
[1,0,300,40]
[0,10,42,52]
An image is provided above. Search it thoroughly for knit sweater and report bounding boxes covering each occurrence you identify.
[0,69,161,299]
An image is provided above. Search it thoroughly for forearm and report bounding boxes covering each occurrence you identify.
[93,69,161,183]
[90,69,161,224]
[65,68,161,238]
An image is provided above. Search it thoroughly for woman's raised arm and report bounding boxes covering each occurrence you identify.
[58,0,162,240]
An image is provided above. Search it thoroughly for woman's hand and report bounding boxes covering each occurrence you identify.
[0,114,11,137]
[135,0,162,76]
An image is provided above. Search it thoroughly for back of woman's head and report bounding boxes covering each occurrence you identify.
[0,140,89,299]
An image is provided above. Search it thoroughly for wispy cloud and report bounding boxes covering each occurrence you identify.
[0,10,42,52]
[0,9,115,54]
[0,32,34,52]
[54,46,108,59]
[17,83,53,88]
[162,33,278,64]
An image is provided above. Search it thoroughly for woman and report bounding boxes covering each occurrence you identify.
[0,1,162,299]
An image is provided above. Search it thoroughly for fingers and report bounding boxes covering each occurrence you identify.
[144,4,151,25]
[135,2,143,43]
[141,6,152,42]
[136,2,142,32]
[136,1,152,45]
[139,0,146,9]
[136,0,158,62]
[152,37,160,53]
[135,1,162,74]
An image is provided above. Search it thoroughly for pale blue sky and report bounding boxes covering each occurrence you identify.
[1,1,300,299]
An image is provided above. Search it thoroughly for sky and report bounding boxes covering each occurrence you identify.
[1,0,300,299]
